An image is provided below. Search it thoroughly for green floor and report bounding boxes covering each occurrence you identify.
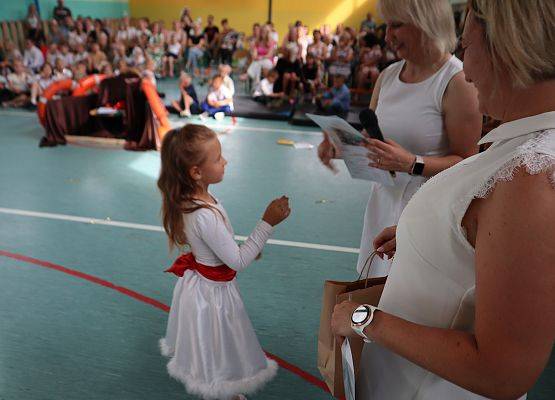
[0,108,552,399]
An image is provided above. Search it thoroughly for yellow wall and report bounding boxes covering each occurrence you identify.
[129,0,267,34]
[273,0,379,39]
[129,0,379,40]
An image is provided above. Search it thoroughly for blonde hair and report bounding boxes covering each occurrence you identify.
[471,0,555,88]
[378,0,457,53]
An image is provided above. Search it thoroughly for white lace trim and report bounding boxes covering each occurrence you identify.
[473,131,555,199]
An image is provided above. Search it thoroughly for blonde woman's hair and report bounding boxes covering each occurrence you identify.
[378,0,457,54]
[470,0,555,88]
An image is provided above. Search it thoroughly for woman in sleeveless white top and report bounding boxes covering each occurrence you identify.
[331,3,555,399]
[318,3,481,278]
[357,54,473,276]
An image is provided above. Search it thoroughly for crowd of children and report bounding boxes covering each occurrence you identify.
[0,3,400,119]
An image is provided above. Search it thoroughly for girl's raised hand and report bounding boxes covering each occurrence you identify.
[262,196,291,226]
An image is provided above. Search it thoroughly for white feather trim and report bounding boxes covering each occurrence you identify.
[165,356,278,400]
[159,338,173,357]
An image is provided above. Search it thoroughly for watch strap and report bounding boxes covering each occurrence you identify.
[410,155,425,176]
[351,304,378,343]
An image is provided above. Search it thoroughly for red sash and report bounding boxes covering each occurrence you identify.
[164,252,237,281]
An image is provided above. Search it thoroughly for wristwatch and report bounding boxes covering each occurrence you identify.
[351,304,379,343]
[410,155,425,176]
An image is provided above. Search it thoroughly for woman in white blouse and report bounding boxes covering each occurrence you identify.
[331,0,555,398]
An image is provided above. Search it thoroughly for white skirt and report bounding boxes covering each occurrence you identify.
[160,271,277,400]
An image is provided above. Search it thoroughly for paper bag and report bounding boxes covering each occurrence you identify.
[317,251,386,397]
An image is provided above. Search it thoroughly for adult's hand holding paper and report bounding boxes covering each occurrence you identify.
[307,114,394,186]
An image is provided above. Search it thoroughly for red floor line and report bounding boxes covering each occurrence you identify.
[0,250,331,395]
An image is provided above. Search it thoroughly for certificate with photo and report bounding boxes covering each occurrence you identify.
[307,114,395,186]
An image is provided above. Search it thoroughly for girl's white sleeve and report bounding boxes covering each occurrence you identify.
[196,210,274,271]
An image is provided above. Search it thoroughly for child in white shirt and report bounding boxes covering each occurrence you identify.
[162,34,182,78]
[201,74,234,117]
[218,63,235,96]
[1,59,32,108]
[30,63,55,105]
[252,69,284,106]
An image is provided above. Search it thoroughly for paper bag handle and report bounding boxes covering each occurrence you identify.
[356,250,379,288]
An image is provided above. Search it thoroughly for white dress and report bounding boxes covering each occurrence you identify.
[357,112,555,398]
[160,199,278,400]
[357,56,462,277]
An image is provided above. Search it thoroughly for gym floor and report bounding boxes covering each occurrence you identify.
[0,84,553,399]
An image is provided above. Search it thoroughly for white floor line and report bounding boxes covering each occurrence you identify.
[0,207,359,254]
[192,122,322,137]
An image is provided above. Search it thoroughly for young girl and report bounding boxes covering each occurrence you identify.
[158,125,290,400]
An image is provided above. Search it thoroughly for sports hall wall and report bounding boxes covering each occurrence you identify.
[129,0,380,39]
[0,0,130,21]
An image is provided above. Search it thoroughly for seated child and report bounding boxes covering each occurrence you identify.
[46,43,61,66]
[114,59,129,76]
[53,57,73,80]
[218,63,235,110]
[170,72,200,117]
[142,57,157,86]
[1,59,32,108]
[328,33,354,78]
[355,33,382,92]
[30,63,55,105]
[274,45,302,97]
[162,34,182,78]
[58,43,74,68]
[130,40,146,68]
[218,63,235,96]
[88,42,108,74]
[316,74,350,118]
[252,69,284,106]
[201,74,234,117]
[73,43,89,64]
[301,53,322,102]
[72,61,88,81]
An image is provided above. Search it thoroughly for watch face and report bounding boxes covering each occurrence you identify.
[351,305,370,324]
[413,162,425,176]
